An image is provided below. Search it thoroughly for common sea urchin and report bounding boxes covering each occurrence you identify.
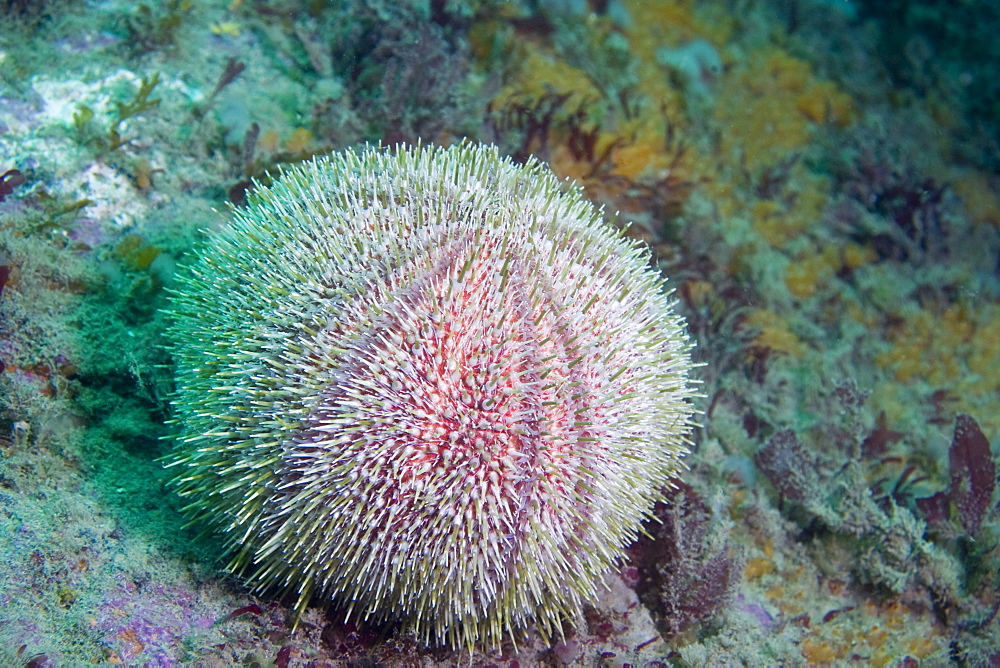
[166,143,695,650]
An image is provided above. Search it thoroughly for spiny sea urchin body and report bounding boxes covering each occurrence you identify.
[167,143,695,650]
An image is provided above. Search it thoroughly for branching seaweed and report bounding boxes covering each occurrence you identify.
[74,72,162,152]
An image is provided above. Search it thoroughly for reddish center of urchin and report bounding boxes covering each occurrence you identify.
[279,242,607,610]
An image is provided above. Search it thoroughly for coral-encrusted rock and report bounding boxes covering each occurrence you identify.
[166,143,696,650]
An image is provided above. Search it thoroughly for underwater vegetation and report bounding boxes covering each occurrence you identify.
[0,0,998,664]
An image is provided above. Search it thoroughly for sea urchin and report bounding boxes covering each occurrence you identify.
[166,143,695,650]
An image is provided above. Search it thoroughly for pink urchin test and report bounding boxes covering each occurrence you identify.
[166,143,696,650]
